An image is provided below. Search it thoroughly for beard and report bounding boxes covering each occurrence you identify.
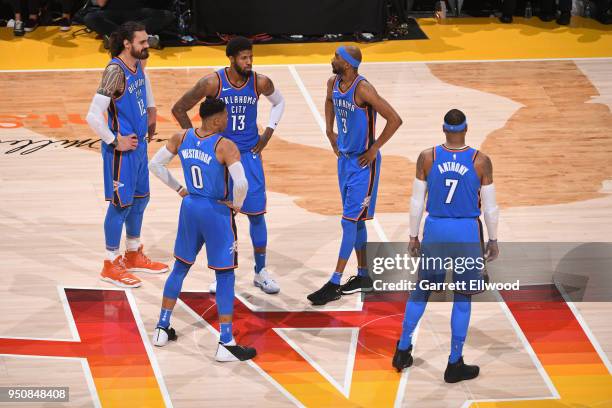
[235,64,251,77]
[332,63,343,75]
[131,47,149,60]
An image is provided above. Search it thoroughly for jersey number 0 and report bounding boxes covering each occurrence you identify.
[191,166,204,189]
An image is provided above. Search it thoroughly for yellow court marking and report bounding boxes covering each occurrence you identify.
[0,17,611,70]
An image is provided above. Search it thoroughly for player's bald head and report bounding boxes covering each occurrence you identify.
[332,45,362,75]
[344,46,362,64]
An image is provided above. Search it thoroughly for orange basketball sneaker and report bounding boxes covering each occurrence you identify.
[124,245,169,274]
[100,256,142,288]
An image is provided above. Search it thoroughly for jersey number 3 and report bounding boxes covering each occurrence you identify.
[341,118,348,133]
[445,179,458,203]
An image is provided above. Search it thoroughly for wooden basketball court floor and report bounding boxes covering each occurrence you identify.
[1,18,612,408]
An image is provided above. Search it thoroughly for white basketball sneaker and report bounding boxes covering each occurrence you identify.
[152,326,177,347]
[253,268,280,294]
[215,339,257,362]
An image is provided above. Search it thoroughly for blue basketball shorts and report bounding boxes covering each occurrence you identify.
[418,216,486,295]
[173,196,238,270]
[102,141,149,207]
[337,151,381,221]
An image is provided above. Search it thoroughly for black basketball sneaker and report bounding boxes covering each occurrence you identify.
[444,357,480,383]
[215,341,257,362]
[392,341,414,372]
[340,275,374,295]
[307,281,341,305]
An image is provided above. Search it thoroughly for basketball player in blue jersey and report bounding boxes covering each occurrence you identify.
[171,37,285,295]
[86,21,168,289]
[392,109,500,383]
[148,98,256,361]
[307,45,403,305]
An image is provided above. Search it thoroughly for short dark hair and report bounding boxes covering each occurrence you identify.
[109,21,147,57]
[444,109,466,125]
[226,36,252,57]
[199,98,226,119]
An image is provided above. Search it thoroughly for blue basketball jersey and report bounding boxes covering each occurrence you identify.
[107,57,148,142]
[426,145,481,218]
[178,129,228,200]
[216,68,259,152]
[332,75,376,154]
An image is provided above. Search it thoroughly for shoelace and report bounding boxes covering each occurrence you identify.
[115,256,127,269]
[345,275,358,285]
[141,255,153,266]
[135,252,154,266]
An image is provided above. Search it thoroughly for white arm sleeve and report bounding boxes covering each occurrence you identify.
[481,184,499,240]
[409,179,427,238]
[86,93,117,145]
[264,89,285,130]
[148,146,183,192]
[228,162,248,208]
[145,74,155,108]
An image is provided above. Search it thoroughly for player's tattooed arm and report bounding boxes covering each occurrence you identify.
[172,74,219,129]
[97,64,125,98]
[416,147,434,181]
[257,73,274,96]
[356,81,403,166]
[324,76,339,157]
[475,153,494,185]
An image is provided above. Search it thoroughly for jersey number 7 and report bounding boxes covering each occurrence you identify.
[445,179,458,203]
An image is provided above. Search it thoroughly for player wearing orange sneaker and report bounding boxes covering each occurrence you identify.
[101,255,142,288]
[124,245,168,273]
[86,22,168,288]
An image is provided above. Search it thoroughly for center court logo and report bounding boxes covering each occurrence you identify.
[0,286,607,407]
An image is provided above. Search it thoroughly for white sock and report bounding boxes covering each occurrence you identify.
[106,249,120,261]
[126,237,140,252]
